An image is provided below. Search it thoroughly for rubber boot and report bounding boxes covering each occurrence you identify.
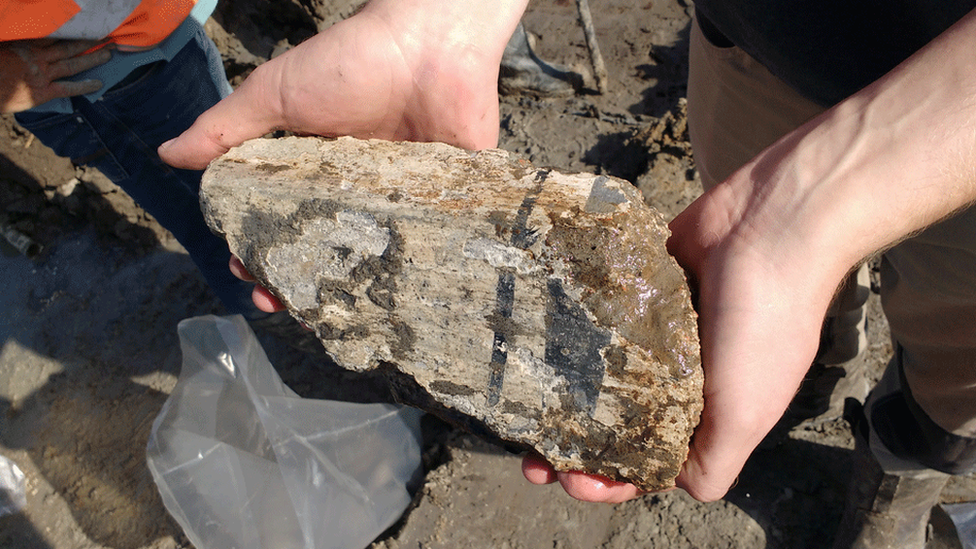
[833,357,959,549]
[832,421,950,549]
[499,22,583,97]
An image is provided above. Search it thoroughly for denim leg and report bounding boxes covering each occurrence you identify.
[15,28,259,317]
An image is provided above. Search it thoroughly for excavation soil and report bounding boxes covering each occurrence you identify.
[0,1,971,548]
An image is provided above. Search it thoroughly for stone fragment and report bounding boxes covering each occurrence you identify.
[200,136,702,491]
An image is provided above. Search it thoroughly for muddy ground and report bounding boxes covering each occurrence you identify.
[0,1,971,548]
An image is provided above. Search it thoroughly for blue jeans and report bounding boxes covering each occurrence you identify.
[16,27,259,318]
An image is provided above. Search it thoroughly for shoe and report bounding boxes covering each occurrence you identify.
[810,290,871,419]
[499,22,583,98]
[832,410,950,549]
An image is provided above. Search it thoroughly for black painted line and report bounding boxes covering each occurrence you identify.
[486,271,515,406]
[485,173,547,407]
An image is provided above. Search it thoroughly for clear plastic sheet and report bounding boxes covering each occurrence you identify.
[146,315,422,549]
[943,502,976,549]
[0,454,26,517]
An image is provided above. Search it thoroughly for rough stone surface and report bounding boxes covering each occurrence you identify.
[200,136,702,491]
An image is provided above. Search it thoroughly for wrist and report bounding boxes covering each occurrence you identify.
[361,0,526,75]
[351,0,528,149]
[710,133,861,308]
[740,9,976,275]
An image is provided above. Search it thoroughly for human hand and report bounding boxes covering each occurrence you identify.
[0,39,111,113]
[520,174,843,503]
[159,0,527,170]
[176,0,526,325]
[229,255,286,313]
[524,10,976,503]
[665,9,976,497]
[663,181,843,501]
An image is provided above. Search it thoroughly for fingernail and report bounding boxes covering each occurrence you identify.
[159,138,175,152]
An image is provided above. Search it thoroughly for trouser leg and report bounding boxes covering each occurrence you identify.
[862,206,976,478]
[15,27,258,317]
[830,205,976,548]
[881,206,976,440]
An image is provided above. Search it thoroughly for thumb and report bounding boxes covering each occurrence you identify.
[158,75,282,170]
[675,425,749,502]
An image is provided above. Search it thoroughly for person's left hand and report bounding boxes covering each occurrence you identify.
[519,179,836,504]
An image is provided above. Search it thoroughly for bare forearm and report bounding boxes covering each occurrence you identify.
[731,9,976,281]
[666,8,976,503]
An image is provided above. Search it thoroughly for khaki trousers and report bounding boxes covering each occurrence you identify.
[685,16,976,449]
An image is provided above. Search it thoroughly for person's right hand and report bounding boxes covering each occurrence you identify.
[177,0,528,317]
[159,0,527,171]
[0,39,111,113]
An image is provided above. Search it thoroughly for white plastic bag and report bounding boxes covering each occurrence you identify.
[943,502,976,549]
[0,454,26,517]
[147,315,422,549]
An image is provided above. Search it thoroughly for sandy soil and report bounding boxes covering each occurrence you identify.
[0,1,971,548]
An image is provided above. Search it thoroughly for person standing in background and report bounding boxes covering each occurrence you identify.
[1,0,261,318]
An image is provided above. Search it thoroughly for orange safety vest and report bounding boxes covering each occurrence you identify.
[0,0,197,49]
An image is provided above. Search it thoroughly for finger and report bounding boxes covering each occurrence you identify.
[521,454,558,485]
[158,68,282,170]
[522,455,644,503]
[229,255,256,282]
[49,78,103,98]
[674,409,765,502]
[675,450,739,503]
[555,471,644,504]
[252,286,285,313]
[48,47,112,80]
